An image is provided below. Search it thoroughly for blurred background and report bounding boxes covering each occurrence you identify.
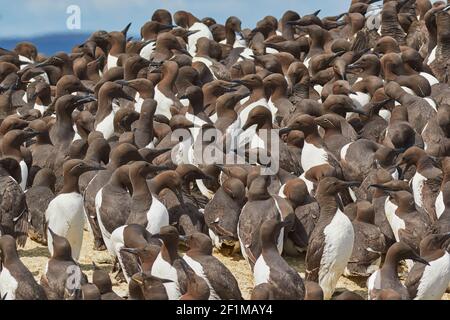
[0,0,350,55]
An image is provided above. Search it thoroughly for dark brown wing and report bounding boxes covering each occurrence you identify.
[196,255,243,300]
[0,176,28,246]
[119,249,141,281]
[422,175,442,221]
[404,261,427,299]
[210,62,231,81]
[305,227,326,282]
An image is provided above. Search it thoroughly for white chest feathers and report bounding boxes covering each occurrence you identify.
[301,141,328,172]
[401,86,415,95]
[237,48,254,62]
[424,97,437,112]
[384,197,404,242]
[146,194,169,235]
[196,179,215,200]
[33,103,47,115]
[349,92,370,110]
[95,188,115,256]
[238,98,269,128]
[240,95,250,105]
[188,22,213,56]
[267,98,279,117]
[0,267,18,300]
[172,136,193,166]
[154,86,174,120]
[299,173,314,195]
[107,54,119,70]
[95,110,115,140]
[183,255,220,300]
[319,209,355,300]
[46,192,85,260]
[313,84,323,97]
[435,191,445,220]
[420,72,439,87]
[411,172,427,209]
[192,56,217,80]
[151,253,180,300]
[139,41,156,60]
[304,57,311,68]
[415,252,450,300]
[367,269,381,299]
[378,109,391,122]
[428,47,437,64]
[19,160,28,191]
[253,255,271,286]
[134,92,144,113]
[278,184,286,198]
[340,142,352,161]
[192,56,213,68]
[19,55,33,69]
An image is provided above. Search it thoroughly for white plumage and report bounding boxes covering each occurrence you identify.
[46,192,85,261]
[318,208,354,300]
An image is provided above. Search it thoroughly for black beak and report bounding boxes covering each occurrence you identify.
[242,119,253,131]
[411,254,430,266]
[48,227,57,238]
[279,127,293,136]
[115,80,129,87]
[231,79,244,86]
[346,62,361,70]
[186,30,200,37]
[222,86,237,93]
[74,95,97,107]
[121,22,132,36]
[34,60,52,68]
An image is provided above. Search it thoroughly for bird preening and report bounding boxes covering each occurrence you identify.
[1,0,450,301]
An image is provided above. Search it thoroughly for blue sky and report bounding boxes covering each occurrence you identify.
[0,0,351,38]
